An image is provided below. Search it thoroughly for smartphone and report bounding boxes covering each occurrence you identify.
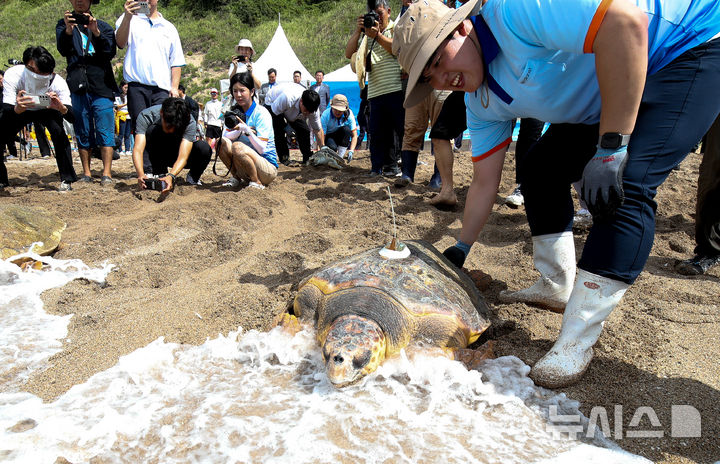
[28,95,51,109]
[70,12,89,25]
[137,1,150,15]
[144,178,167,191]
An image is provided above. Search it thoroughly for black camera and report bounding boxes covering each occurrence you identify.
[7,59,21,66]
[235,55,248,63]
[71,12,90,25]
[224,108,247,129]
[144,178,167,191]
[363,10,378,29]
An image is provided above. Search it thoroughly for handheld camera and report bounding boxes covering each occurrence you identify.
[144,177,167,191]
[137,1,150,15]
[28,95,51,108]
[363,10,378,29]
[70,12,90,25]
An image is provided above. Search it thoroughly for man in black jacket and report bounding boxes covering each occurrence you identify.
[56,0,118,185]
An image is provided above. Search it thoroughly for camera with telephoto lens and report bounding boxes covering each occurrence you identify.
[71,12,90,25]
[144,178,167,191]
[224,108,247,129]
[363,10,378,29]
[7,58,21,66]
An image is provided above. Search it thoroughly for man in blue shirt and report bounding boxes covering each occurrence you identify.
[393,0,720,388]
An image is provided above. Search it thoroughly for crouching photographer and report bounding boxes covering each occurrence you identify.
[217,72,277,190]
[132,97,211,193]
[0,46,78,191]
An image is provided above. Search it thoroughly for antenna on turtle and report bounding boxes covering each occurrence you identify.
[379,187,410,259]
[387,187,397,250]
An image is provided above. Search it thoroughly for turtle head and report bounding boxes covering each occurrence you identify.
[322,314,386,388]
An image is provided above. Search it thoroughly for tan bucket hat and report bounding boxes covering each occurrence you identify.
[393,0,481,108]
[330,94,349,111]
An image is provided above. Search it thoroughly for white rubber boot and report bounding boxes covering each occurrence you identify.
[499,232,576,311]
[530,268,628,388]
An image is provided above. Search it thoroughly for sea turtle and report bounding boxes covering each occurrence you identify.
[291,240,492,387]
[0,204,66,262]
[308,147,346,170]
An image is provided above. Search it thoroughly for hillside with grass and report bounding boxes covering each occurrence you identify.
[0,0,400,99]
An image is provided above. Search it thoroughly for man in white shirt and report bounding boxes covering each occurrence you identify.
[203,88,223,148]
[265,83,324,165]
[115,0,184,136]
[0,46,78,191]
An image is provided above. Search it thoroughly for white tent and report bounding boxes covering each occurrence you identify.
[253,22,314,85]
[324,64,357,82]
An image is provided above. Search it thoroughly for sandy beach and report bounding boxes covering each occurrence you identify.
[1,144,718,463]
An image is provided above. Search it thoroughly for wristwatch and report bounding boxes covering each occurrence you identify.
[599,132,631,149]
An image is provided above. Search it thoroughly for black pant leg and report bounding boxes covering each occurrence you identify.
[34,120,52,157]
[187,140,212,180]
[40,112,77,183]
[291,118,312,163]
[514,118,544,184]
[271,110,290,163]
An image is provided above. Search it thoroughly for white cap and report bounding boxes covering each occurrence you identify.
[235,39,255,55]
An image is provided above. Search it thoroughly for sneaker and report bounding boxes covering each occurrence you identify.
[505,185,524,207]
[5,155,18,161]
[78,175,93,183]
[125,151,133,157]
[383,166,402,177]
[675,254,720,276]
[186,173,203,186]
[41,154,51,159]
[368,170,382,178]
[100,175,113,186]
[222,177,241,188]
[248,181,265,190]
[58,181,72,192]
[0,182,8,190]
[394,175,411,187]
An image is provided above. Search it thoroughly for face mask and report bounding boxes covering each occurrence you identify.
[23,67,54,95]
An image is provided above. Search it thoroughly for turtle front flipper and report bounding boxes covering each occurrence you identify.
[322,315,387,387]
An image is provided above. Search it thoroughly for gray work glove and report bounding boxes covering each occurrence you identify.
[579,146,629,221]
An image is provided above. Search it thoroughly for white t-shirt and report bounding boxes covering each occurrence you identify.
[1,64,71,108]
[203,99,223,127]
[115,12,185,91]
[265,83,321,132]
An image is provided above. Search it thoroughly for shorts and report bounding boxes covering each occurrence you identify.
[206,125,222,139]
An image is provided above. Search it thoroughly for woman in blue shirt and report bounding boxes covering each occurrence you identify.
[217,72,277,190]
[320,94,358,161]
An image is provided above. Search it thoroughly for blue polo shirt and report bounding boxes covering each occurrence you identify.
[466,0,720,162]
[320,107,357,135]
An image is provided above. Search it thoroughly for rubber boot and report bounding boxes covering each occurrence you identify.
[530,268,628,388]
[400,150,418,181]
[499,232,576,311]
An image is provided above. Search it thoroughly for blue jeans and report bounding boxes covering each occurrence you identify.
[117,119,133,152]
[71,92,115,148]
[520,38,720,284]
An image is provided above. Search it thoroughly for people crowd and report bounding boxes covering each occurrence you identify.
[1,0,718,391]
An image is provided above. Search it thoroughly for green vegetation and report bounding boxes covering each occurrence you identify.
[0,0,400,99]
